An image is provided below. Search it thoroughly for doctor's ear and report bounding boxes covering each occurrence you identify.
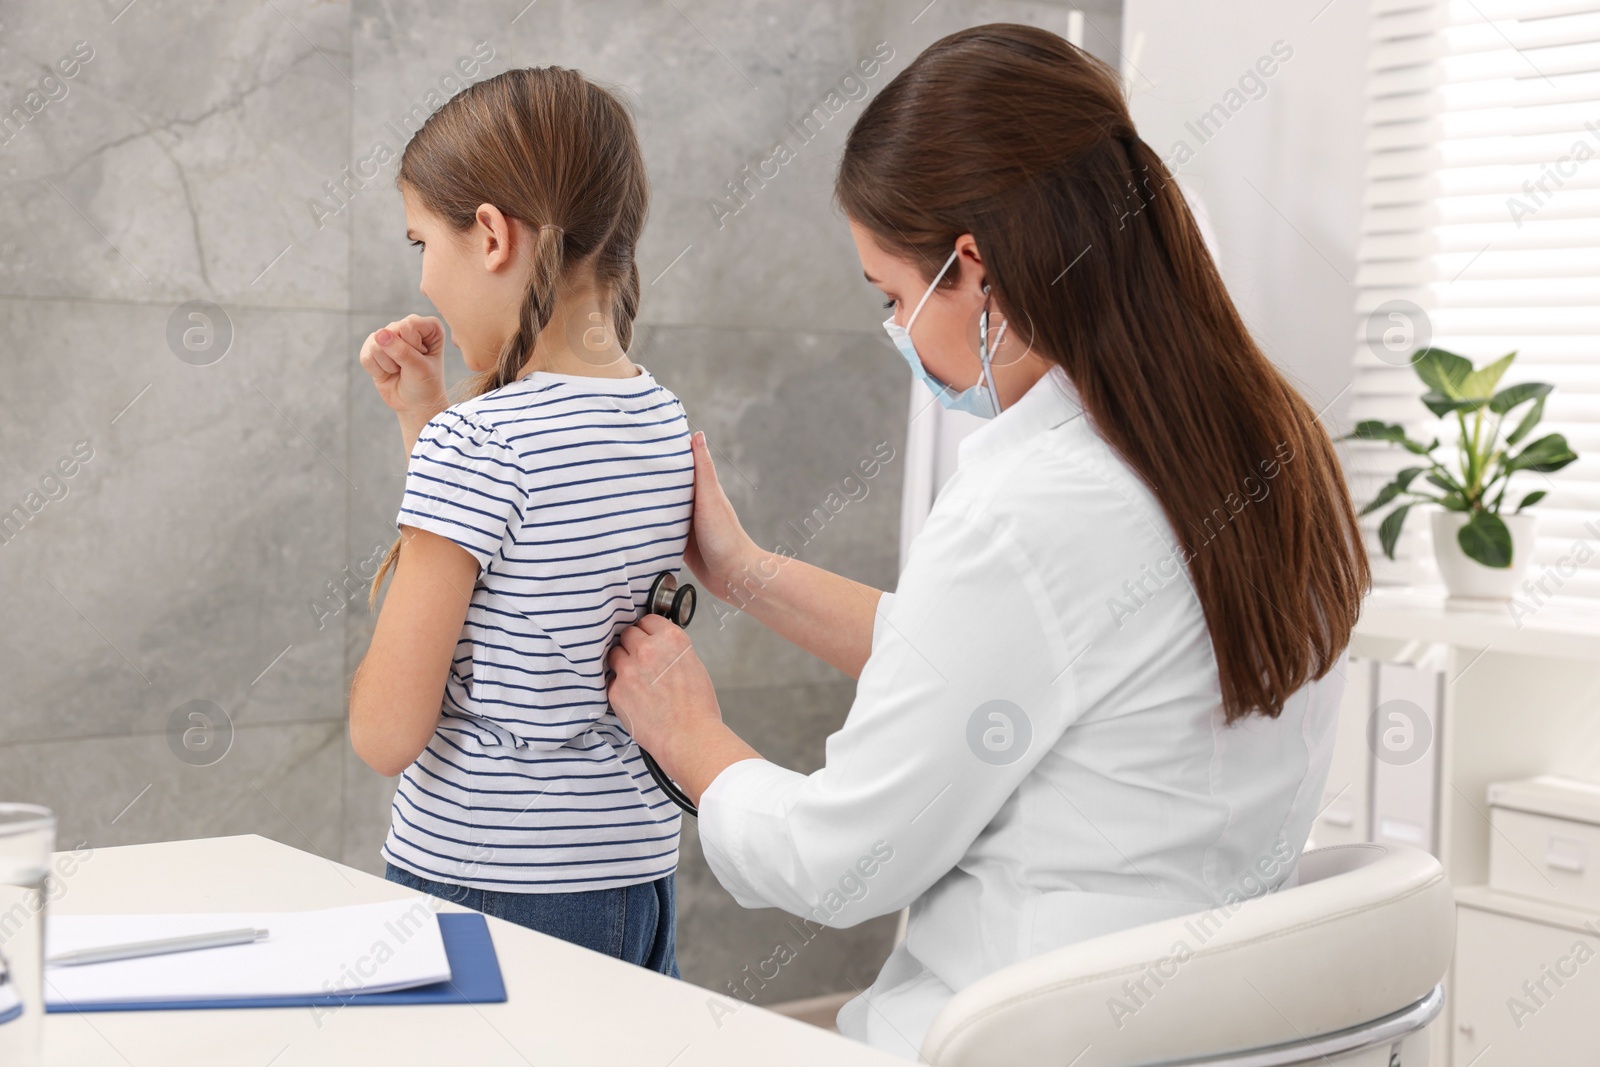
[953,232,986,279]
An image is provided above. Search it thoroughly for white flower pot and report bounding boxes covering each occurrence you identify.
[1430,509,1537,602]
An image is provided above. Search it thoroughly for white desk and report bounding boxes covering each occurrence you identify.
[42,834,907,1066]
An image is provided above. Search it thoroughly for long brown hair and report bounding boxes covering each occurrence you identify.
[836,24,1368,723]
[369,66,648,607]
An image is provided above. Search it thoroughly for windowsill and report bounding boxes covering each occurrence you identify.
[1354,585,1600,660]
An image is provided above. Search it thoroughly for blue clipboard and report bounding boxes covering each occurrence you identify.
[47,912,506,1013]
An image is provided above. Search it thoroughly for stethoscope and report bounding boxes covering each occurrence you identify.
[635,571,700,817]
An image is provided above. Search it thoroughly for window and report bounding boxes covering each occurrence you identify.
[1350,0,1600,600]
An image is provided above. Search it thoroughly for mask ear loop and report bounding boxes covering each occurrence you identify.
[978,283,1005,415]
[904,246,963,335]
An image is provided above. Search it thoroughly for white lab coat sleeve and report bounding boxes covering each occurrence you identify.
[696,499,1081,928]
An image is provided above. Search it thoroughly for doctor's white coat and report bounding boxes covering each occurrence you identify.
[698,363,1346,1060]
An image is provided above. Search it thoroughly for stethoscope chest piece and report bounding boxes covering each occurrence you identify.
[647,570,696,628]
[637,570,701,818]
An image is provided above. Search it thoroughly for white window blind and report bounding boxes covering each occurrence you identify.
[1350,0,1600,600]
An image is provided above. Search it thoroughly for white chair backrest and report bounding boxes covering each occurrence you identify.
[920,844,1454,1067]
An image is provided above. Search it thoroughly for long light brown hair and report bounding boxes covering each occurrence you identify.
[369,66,648,607]
[837,24,1368,723]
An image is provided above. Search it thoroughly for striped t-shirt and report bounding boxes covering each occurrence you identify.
[381,364,694,893]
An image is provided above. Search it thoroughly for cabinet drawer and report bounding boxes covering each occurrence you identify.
[1490,806,1600,911]
[1452,905,1600,1066]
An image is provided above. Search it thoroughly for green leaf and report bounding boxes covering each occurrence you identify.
[1343,420,1407,443]
[1425,470,1462,493]
[1378,504,1412,561]
[1421,392,1488,418]
[1505,395,1546,447]
[1516,490,1547,512]
[1489,381,1552,416]
[1438,492,1468,512]
[1361,486,1400,517]
[1343,421,1437,456]
[1412,348,1473,398]
[1359,468,1426,517]
[1507,433,1579,474]
[1461,352,1517,398]
[1506,398,1547,449]
[1358,488,1392,518]
[1458,510,1514,568]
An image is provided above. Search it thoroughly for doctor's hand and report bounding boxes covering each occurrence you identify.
[607,613,761,806]
[683,431,763,604]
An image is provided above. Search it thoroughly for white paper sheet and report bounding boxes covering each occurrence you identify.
[43,898,450,1006]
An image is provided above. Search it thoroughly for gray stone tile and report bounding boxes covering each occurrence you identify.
[336,316,406,872]
[341,741,399,876]
[347,2,515,315]
[862,0,1123,70]
[715,679,861,776]
[0,0,352,309]
[348,0,896,333]
[629,323,907,689]
[0,721,345,860]
[628,0,1123,334]
[0,297,349,745]
[347,0,1121,331]
[596,0,902,336]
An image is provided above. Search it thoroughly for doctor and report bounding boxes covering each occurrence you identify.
[607,22,1371,1060]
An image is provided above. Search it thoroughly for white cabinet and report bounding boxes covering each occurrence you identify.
[1310,657,1374,850]
[1486,777,1600,912]
[1348,589,1600,1067]
[1451,891,1600,1066]
[1309,658,1447,857]
[1369,661,1444,854]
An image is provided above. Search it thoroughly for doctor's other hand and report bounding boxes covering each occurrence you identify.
[683,430,763,604]
[607,613,722,764]
[359,314,449,430]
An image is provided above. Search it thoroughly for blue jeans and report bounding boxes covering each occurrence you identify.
[383,863,680,978]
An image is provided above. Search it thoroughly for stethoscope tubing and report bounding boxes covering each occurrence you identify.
[636,570,699,818]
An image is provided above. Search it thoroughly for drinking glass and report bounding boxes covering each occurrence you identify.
[0,804,55,1067]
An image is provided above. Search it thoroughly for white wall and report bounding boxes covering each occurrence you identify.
[1121,0,1370,421]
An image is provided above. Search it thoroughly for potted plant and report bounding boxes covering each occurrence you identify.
[1344,347,1578,601]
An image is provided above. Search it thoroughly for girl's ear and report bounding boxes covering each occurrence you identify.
[474,203,517,272]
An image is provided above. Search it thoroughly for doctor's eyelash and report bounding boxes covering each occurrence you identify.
[882,298,895,309]
[409,239,424,251]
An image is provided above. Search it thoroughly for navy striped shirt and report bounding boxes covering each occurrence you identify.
[381,364,694,892]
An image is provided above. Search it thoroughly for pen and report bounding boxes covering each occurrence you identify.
[46,926,270,967]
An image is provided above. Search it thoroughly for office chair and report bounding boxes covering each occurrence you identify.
[920,843,1453,1066]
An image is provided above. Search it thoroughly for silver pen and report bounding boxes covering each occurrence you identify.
[46,926,270,967]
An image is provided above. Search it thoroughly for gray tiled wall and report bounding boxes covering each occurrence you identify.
[1,0,1119,1006]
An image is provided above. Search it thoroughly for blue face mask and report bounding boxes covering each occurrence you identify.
[882,246,1007,419]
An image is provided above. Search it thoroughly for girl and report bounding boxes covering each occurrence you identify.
[348,66,692,977]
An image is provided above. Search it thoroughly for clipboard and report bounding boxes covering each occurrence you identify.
[46,913,505,1013]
